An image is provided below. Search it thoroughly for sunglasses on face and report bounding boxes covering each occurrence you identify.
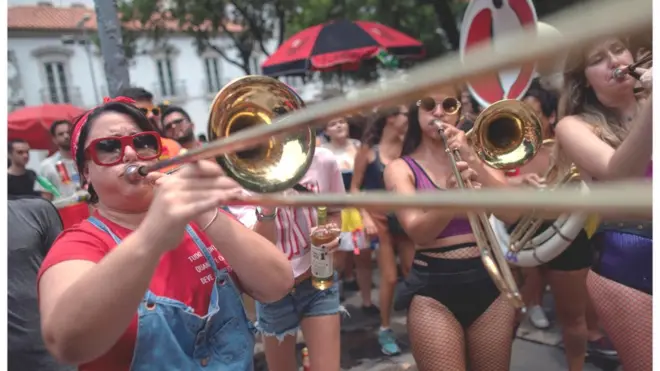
[85,132,162,166]
[417,97,461,115]
[139,107,161,116]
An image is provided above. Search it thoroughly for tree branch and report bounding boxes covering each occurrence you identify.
[425,0,459,50]
[214,17,246,54]
[208,41,251,74]
[274,0,286,47]
[228,0,271,56]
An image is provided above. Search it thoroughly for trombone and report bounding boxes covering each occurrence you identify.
[613,54,652,80]
[118,0,651,214]
[435,99,543,310]
[126,76,315,193]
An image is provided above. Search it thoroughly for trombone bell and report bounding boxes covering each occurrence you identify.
[468,100,544,171]
[207,76,316,193]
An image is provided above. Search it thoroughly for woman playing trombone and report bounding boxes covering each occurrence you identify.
[37,97,293,371]
[555,37,653,370]
[384,86,516,371]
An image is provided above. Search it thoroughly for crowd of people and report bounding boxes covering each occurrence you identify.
[7,35,652,371]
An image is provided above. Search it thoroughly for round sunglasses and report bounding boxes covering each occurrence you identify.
[85,132,162,166]
[417,97,461,115]
[139,107,161,116]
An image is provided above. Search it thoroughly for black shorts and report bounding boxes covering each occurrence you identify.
[508,220,594,271]
[395,251,500,328]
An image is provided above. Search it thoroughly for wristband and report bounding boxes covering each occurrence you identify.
[256,206,277,222]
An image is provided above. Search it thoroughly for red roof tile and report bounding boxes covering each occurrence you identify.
[8,4,242,33]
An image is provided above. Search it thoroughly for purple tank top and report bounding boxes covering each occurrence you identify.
[646,161,652,178]
[402,156,472,238]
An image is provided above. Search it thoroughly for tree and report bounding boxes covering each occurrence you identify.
[117,0,296,74]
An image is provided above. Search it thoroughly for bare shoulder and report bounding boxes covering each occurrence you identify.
[555,115,600,144]
[555,115,592,133]
[384,158,412,179]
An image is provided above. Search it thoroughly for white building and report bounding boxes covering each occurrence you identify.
[8,1,325,169]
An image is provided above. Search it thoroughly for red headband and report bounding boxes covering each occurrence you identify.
[70,96,137,159]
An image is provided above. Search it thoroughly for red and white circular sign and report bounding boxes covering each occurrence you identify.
[460,0,538,108]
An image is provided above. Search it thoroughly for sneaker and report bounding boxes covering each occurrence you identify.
[588,336,618,358]
[528,305,550,329]
[378,328,402,356]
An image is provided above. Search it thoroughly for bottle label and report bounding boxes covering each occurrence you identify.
[311,244,333,278]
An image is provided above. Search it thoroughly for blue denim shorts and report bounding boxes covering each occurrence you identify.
[255,272,343,340]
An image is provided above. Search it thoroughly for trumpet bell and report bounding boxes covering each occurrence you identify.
[469,100,544,171]
[207,75,316,193]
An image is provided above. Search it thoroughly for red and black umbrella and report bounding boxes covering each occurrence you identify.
[262,20,424,77]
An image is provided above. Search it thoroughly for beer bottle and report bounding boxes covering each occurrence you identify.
[301,347,310,371]
[310,206,338,290]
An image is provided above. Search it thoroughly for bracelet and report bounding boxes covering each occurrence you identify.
[202,209,220,231]
[256,206,277,222]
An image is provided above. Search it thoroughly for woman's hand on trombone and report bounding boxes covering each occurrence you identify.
[441,124,479,164]
[141,160,243,251]
[638,67,653,92]
[446,161,482,190]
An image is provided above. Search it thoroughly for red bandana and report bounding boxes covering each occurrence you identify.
[70,96,137,160]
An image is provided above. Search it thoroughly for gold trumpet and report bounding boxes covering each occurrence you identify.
[508,139,581,252]
[435,99,543,310]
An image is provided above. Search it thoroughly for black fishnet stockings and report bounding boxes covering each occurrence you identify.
[586,271,652,371]
[407,294,515,371]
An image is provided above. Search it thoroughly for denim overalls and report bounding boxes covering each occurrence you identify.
[88,217,255,371]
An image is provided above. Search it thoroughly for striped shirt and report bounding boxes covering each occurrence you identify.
[230,147,345,277]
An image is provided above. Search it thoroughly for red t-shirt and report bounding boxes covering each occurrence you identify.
[37,210,237,371]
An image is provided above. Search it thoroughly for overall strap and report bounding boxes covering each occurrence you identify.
[87,216,122,244]
[186,225,222,277]
[401,156,436,190]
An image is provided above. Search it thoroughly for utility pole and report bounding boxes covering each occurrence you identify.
[75,15,100,103]
[93,0,131,97]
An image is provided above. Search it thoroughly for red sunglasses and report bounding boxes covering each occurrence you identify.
[85,132,162,166]
[417,97,461,115]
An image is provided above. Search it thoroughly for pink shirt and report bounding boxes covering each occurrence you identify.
[230,147,345,277]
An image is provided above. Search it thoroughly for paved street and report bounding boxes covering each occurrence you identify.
[251,275,622,371]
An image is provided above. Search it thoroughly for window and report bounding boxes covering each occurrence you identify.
[44,61,71,103]
[203,57,222,93]
[156,58,176,97]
